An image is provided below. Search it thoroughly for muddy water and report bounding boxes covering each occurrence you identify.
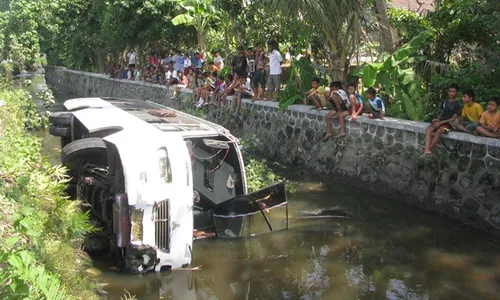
[34,77,500,300]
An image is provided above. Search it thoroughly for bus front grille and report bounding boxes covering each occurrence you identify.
[154,200,169,251]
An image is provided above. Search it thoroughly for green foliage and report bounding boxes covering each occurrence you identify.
[171,0,216,52]
[0,87,98,299]
[37,87,55,110]
[351,30,436,120]
[388,8,430,45]
[181,107,207,119]
[5,89,49,129]
[240,134,296,194]
[429,62,500,112]
[278,58,316,111]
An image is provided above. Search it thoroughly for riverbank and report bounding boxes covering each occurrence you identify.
[0,82,99,299]
[46,66,500,237]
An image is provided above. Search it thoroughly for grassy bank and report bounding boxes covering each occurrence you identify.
[0,87,99,299]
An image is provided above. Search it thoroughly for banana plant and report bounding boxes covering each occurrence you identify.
[171,0,217,56]
[351,30,435,120]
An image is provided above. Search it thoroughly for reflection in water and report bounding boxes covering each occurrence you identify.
[34,79,500,300]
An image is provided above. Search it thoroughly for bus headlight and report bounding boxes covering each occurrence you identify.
[130,207,144,242]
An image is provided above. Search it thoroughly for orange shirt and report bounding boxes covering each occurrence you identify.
[480,110,500,128]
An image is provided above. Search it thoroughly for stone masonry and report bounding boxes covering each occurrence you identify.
[46,66,500,236]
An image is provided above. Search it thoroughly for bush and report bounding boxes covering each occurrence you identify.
[277,58,316,111]
[240,134,296,194]
[0,87,99,299]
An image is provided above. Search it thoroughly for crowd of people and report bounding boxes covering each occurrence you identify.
[107,40,283,116]
[106,40,500,151]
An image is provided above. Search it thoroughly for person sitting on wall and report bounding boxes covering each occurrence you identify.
[452,89,483,134]
[421,84,462,157]
[187,68,196,89]
[212,49,224,71]
[347,83,364,121]
[119,65,128,79]
[323,81,350,140]
[231,76,246,115]
[171,71,189,99]
[305,77,327,111]
[212,75,226,107]
[475,97,500,138]
[365,87,385,120]
[220,74,236,107]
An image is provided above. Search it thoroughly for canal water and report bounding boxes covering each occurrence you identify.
[31,76,500,300]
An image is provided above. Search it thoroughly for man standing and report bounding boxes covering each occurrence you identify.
[127,48,137,79]
[231,46,248,78]
[172,49,184,73]
[251,45,266,101]
[265,40,283,101]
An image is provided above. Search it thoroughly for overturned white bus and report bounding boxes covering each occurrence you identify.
[48,97,288,273]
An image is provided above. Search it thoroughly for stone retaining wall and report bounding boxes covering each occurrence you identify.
[46,66,500,236]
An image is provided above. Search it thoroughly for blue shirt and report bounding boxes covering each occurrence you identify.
[369,97,385,112]
[172,54,184,72]
[354,93,363,105]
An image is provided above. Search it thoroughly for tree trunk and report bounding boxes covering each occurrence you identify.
[198,29,206,60]
[374,0,395,53]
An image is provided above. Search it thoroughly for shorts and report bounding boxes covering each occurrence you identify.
[128,64,136,68]
[267,74,281,92]
[451,120,480,132]
[251,69,266,88]
[234,69,247,78]
[431,122,452,133]
[348,103,364,115]
[372,110,383,119]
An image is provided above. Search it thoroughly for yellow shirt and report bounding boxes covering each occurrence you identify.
[480,110,500,128]
[461,102,484,122]
[307,86,328,106]
[316,86,326,104]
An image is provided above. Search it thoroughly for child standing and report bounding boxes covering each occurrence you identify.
[366,87,385,120]
[422,84,462,157]
[453,89,483,133]
[476,97,500,138]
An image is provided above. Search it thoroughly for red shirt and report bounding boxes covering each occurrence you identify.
[149,56,158,65]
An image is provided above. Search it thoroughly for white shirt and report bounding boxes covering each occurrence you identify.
[165,70,172,80]
[184,57,191,69]
[127,52,136,65]
[334,89,350,107]
[214,55,224,69]
[269,49,283,75]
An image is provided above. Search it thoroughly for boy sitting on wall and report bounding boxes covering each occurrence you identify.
[365,87,385,120]
[305,77,327,110]
[453,89,483,134]
[476,97,500,138]
[347,83,364,121]
[323,81,350,140]
[422,84,462,157]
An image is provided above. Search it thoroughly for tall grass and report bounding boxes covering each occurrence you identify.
[0,86,99,299]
